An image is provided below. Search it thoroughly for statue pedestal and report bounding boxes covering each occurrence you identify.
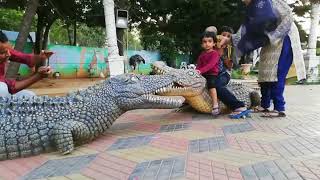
[108,56,125,77]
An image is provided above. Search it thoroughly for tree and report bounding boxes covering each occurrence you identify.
[6,0,40,78]
[128,0,245,64]
[0,8,37,31]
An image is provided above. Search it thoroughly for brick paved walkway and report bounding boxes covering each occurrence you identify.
[1,85,320,180]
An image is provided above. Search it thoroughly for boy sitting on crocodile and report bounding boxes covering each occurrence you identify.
[204,26,252,118]
[152,61,260,118]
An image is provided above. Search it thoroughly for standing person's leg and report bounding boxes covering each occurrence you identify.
[259,82,272,111]
[270,35,293,114]
[0,82,11,97]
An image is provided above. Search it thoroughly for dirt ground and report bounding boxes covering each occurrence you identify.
[27,78,104,96]
[27,77,261,97]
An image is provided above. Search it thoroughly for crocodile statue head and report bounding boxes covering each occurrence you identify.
[0,74,184,160]
[152,61,207,97]
[109,74,185,110]
[151,61,261,113]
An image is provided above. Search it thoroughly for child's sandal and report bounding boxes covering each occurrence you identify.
[212,107,220,116]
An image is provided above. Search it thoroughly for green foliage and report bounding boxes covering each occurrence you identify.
[49,20,142,48]
[290,3,311,16]
[124,31,143,51]
[76,25,106,47]
[0,8,37,31]
[49,20,69,45]
[129,0,245,64]
[231,69,243,79]
[50,21,106,47]
[231,69,258,79]
[295,21,308,43]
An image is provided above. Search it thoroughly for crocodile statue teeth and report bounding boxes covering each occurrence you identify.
[0,74,185,160]
[151,61,261,113]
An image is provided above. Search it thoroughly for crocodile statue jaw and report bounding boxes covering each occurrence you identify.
[152,61,261,113]
[0,74,184,160]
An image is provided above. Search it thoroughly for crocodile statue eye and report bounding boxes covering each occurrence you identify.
[188,71,195,76]
[130,76,139,82]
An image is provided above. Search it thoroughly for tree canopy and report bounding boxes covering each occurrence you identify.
[0,0,317,64]
[128,0,245,63]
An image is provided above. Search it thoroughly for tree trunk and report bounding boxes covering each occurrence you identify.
[117,28,124,56]
[35,15,45,54]
[66,23,73,45]
[73,19,77,46]
[6,0,40,78]
[307,3,320,57]
[42,19,55,50]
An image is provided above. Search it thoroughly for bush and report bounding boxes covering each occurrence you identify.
[231,69,242,79]
[231,68,258,79]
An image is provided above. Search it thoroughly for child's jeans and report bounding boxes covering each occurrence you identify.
[214,72,245,110]
[0,82,36,98]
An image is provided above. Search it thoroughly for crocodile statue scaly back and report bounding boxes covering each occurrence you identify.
[0,74,184,160]
[152,61,261,113]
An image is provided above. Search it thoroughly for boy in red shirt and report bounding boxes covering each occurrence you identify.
[196,31,221,116]
[0,31,52,97]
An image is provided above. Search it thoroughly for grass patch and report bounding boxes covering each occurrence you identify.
[286,76,320,85]
[286,77,298,85]
[231,69,258,79]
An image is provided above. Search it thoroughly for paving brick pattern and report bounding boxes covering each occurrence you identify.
[159,123,190,132]
[240,160,302,180]
[23,154,96,179]
[189,136,228,153]
[0,85,320,180]
[223,122,255,135]
[107,135,154,151]
[128,157,185,180]
[186,155,244,180]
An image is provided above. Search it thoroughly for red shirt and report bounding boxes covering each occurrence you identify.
[196,50,220,76]
[0,49,34,94]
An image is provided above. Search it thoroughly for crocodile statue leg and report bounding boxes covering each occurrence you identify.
[53,121,92,154]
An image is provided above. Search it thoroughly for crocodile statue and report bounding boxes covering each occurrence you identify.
[151,61,261,113]
[0,74,185,160]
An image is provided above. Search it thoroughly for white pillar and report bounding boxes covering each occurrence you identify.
[103,0,125,77]
[307,4,320,57]
[307,3,320,82]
